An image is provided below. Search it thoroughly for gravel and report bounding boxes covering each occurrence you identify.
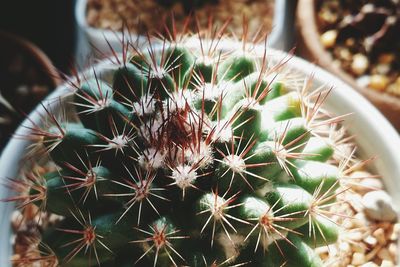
[86,0,275,38]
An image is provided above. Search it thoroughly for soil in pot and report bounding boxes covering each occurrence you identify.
[0,37,57,151]
[316,0,400,96]
[86,0,275,37]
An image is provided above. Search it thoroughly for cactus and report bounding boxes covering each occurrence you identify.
[5,25,358,267]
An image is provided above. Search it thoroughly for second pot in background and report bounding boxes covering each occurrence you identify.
[75,0,296,61]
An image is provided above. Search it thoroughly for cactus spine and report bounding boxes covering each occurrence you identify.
[6,27,353,267]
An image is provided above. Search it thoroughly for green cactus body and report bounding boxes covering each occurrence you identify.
[37,175,75,216]
[265,184,312,229]
[113,63,148,100]
[262,234,323,267]
[44,123,103,166]
[297,214,339,248]
[7,31,352,267]
[165,46,195,83]
[246,141,285,180]
[42,212,134,266]
[30,167,123,217]
[302,137,334,162]
[231,100,262,138]
[291,161,340,195]
[263,91,302,122]
[219,54,257,82]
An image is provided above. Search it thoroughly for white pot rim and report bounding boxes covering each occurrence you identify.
[75,0,292,50]
[1,46,399,266]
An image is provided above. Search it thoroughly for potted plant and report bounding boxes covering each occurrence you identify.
[0,31,60,151]
[75,0,296,57]
[0,26,399,266]
[297,0,400,129]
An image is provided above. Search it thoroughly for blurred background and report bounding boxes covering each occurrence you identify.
[0,0,76,72]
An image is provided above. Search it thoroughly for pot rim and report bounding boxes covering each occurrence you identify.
[296,0,400,129]
[75,0,292,50]
[1,44,399,266]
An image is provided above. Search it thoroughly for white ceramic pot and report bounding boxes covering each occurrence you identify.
[1,47,400,266]
[75,0,295,59]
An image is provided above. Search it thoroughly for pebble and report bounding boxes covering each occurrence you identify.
[361,262,379,267]
[333,59,342,69]
[32,84,49,97]
[345,37,356,47]
[377,248,393,261]
[362,191,398,222]
[381,259,394,267]
[369,74,389,91]
[366,246,381,261]
[16,85,29,96]
[351,53,369,75]
[339,47,352,61]
[364,235,378,246]
[348,231,364,241]
[388,243,397,260]
[321,30,338,48]
[361,178,384,191]
[387,77,400,96]
[375,64,390,75]
[378,53,395,64]
[328,245,339,257]
[357,75,371,87]
[349,193,365,212]
[381,260,394,267]
[339,241,351,253]
[390,223,399,240]
[373,228,386,245]
[319,8,338,25]
[362,3,375,13]
[352,252,366,265]
[349,171,383,194]
[353,211,369,227]
[352,242,367,253]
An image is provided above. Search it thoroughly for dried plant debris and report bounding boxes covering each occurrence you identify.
[317,0,400,96]
[86,0,275,37]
